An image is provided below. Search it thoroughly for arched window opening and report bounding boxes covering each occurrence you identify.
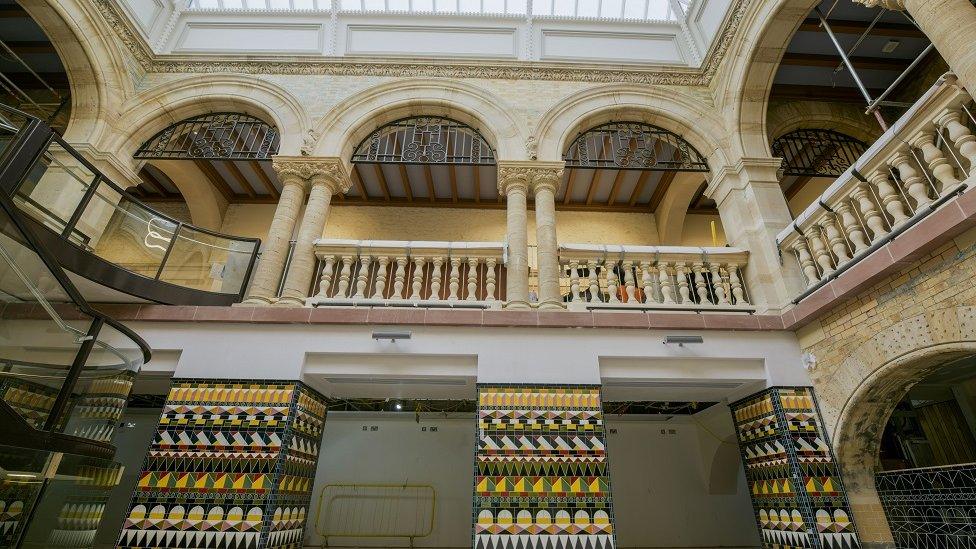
[348,116,497,205]
[135,113,280,161]
[772,129,867,218]
[563,122,708,172]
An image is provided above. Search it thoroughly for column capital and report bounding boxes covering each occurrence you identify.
[851,0,904,9]
[271,155,351,193]
[497,161,565,195]
[706,156,783,206]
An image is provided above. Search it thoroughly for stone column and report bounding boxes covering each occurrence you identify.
[242,158,308,304]
[856,0,976,96]
[529,163,566,310]
[497,163,532,309]
[708,158,804,313]
[277,158,351,306]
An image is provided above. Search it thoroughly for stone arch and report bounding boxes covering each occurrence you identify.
[104,75,309,171]
[311,78,527,163]
[766,101,882,146]
[534,85,730,172]
[19,0,132,145]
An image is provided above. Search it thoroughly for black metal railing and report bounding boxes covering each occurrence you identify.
[772,129,867,177]
[352,116,496,165]
[563,122,709,171]
[0,103,261,305]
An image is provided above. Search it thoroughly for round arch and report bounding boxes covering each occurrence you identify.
[310,79,527,163]
[766,101,883,146]
[533,85,731,175]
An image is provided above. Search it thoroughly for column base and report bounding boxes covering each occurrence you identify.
[274,296,306,307]
[537,300,566,310]
[240,296,274,306]
[503,300,533,309]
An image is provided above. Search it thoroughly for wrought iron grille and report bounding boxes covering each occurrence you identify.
[351,117,496,165]
[563,122,709,171]
[134,112,280,160]
[771,129,867,177]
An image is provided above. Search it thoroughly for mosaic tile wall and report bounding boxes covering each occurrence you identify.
[473,384,615,549]
[117,379,328,549]
[876,463,976,549]
[730,386,860,549]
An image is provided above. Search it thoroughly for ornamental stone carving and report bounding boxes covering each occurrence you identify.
[271,156,351,194]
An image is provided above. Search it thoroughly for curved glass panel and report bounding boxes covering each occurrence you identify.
[563,122,709,171]
[352,116,496,165]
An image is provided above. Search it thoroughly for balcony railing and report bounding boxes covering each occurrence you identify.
[778,73,976,296]
[558,244,753,312]
[310,239,504,307]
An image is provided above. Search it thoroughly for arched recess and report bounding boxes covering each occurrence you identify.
[311,78,527,163]
[770,128,868,217]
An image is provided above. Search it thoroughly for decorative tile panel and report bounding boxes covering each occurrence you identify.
[876,463,976,549]
[473,384,615,549]
[116,379,327,549]
[730,386,860,549]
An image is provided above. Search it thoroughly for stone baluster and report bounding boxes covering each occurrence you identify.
[448,257,462,301]
[316,256,336,298]
[692,262,708,304]
[485,258,497,302]
[658,262,675,304]
[640,261,654,304]
[869,170,910,227]
[374,256,390,299]
[804,226,834,277]
[675,262,690,304]
[834,200,870,253]
[606,262,620,303]
[391,257,407,300]
[728,264,746,305]
[889,150,932,208]
[429,257,444,301]
[852,183,889,242]
[819,213,851,264]
[587,260,600,302]
[912,130,961,193]
[622,261,637,303]
[353,256,370,299]
[466,258,479,301]
[409,257,425,300]
[709,263,729,305]
[336,255,353,298]
[937,109,976,174]
[568,260,580,302]
[792,239,819,286]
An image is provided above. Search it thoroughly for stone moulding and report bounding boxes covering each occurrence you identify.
[92,0,747,85]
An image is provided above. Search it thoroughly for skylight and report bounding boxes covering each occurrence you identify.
[189,0,690,22]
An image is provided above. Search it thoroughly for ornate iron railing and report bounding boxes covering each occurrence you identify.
[563,122,709,171]
[351,116,496,165]
[772,129,868,177]
[134,112,280,160]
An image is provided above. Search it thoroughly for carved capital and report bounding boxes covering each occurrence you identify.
[272,156,351,194]
[497,161,565,196]
[497,165,531,196]
[851,0,905,9]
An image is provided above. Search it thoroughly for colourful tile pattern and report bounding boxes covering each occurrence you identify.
[473,385,615,549]
[731,386,860,549]
[116,380,327,549]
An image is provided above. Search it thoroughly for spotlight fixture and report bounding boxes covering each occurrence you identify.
[372,331,412,342]
[395,402,403,411]
[663,335,704,347]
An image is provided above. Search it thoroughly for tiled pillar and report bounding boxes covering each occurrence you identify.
[116,379,327,549]
[730,386,861,549]
[473,384,615,549]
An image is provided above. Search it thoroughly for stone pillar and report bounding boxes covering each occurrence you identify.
[474,384,615,549]
[277,158,351,306]
[856,0,976,96]
[529,163,566,310]
[243,158,308,304]
[730,386,861,549]
[497,163,532,309]
[708,158,804,313]
[117,379,328,549]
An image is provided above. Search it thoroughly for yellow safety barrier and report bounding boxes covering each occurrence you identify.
[313,483,436,548]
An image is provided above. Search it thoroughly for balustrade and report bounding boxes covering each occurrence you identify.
[310,239,504,307]
[558,244,752,311]
[779,74,976,289]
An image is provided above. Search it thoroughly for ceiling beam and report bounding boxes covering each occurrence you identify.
[0,72,69,90]
[785,175,815,200]
[224,161,256,198]
[423,165,435,203]
[250,161,279,199]
[798,18,926,38]
[584,170,601,205]
[397,164,413,201]
[0,7,28,18]
[138,169,170,197]
[648,170,678,211]
[780,52,911,71]
[448,165,459,203]
[563,169,578,205]
[373,164,391,201]
[770,84,884,103]
[628,171,652,206]
[194,160,236,203]
[1,41,56,54]
[606,169,627,206]
[333,196,672,214]
[351,165,369,198]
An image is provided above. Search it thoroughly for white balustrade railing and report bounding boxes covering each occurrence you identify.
[778,73,976,289]
[310,239,504,307]
[558,244,753,311]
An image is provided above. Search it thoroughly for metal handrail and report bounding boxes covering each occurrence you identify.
[313,483,436,548]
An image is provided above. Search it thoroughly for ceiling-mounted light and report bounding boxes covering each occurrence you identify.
[882,40,900,54]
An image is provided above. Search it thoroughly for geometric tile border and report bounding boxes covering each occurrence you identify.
[116,379,327,549]
[730,386,860,549]
[473,384,615,549]
[876,463,976,549]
